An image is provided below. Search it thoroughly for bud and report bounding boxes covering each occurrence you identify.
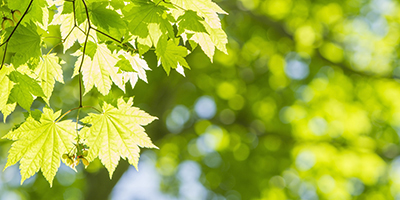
[81,158,89,167]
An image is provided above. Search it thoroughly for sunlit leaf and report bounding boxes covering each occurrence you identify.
[2,108,76,186]
[81,97,157,177]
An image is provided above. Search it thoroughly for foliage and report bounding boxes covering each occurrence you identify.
[4,0,400,200]
[0,0,227,186]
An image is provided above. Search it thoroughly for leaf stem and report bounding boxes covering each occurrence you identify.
[76,108,81,141]
[73,1,77,26]
[55,105,101,123]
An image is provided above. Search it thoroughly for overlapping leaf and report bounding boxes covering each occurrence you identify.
[7,0,47,26]
[2,22,42,67]
[175,9,228,61]
[73,43,121,95]
[169,0,227,29]
[8,70,46,111]
[0,0,228,187]
[116,52,150,89]
[0,65,16,121]
[123,0,174,52]
[2,108,76,186]
[80,97,157,177]
[34,54,64,104]
[156,38,189,75]
[50,12,86,52]
[90,1,125,32]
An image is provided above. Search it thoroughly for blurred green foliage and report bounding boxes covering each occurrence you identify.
[2,0,400,199]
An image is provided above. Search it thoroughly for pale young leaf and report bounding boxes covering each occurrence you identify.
[73,43,121,95]
[0,64,15,122]
[81,97,157,178]
[34,54,64,104]
[2,108,76,186]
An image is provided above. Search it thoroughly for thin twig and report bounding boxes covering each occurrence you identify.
[77,0,92,107]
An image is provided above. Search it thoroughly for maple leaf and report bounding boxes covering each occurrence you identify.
[80,97,157,178]
[34,54,64,104]
[2,108,76,186]
[156,38,189,75]
[73,42,122,95]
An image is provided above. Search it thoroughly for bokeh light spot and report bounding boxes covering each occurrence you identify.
[195,96,216,119]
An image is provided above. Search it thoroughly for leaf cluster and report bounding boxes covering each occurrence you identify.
[0,0,227,186]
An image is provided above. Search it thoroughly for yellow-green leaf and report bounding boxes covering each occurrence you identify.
[81,97,157,178]
[0,64,16,122]
[2,108,76,186]
[34,54,64,104]
[73,43,121,95]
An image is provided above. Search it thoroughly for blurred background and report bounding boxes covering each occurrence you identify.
[2,0,400,199]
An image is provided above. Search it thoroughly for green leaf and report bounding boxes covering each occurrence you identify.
[61,1,73,14]
[124,0,174,50]
[29,109,42,122]
[155,38,189,75]
[2,107,76,186]
[177,10,207,35]
[34,54,64,104]
[169,0,227,29]
[8,0,46,25]
[90,2,125,31]
[3,23,42,67]
[116,56,135,72]
[179,16,228,61]
[72,43,122,95]
[8,70,46,111]
[81,97,157,178]
[74,0,87,25]
[85,41,97,59]
[0,64,16,121]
